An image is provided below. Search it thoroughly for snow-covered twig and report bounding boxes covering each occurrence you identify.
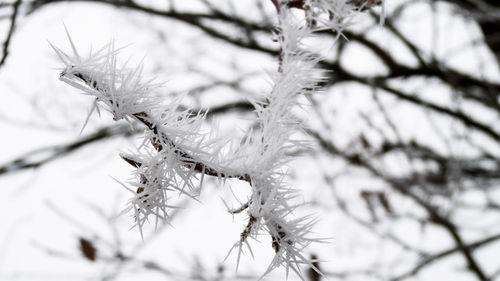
[52,1,380,278]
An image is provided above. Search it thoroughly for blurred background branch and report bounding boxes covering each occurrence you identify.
[1,0,500,280]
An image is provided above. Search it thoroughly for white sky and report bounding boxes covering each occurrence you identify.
[0,0,500,280]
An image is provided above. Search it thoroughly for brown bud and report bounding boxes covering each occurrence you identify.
[79,237,97,262]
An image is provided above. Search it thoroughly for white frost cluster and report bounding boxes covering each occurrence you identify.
[53,1,372,279]
[224,10,327,278]
[300,0,374,35]
[51,35,161,122]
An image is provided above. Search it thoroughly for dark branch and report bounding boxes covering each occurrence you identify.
[0,0,21,67]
